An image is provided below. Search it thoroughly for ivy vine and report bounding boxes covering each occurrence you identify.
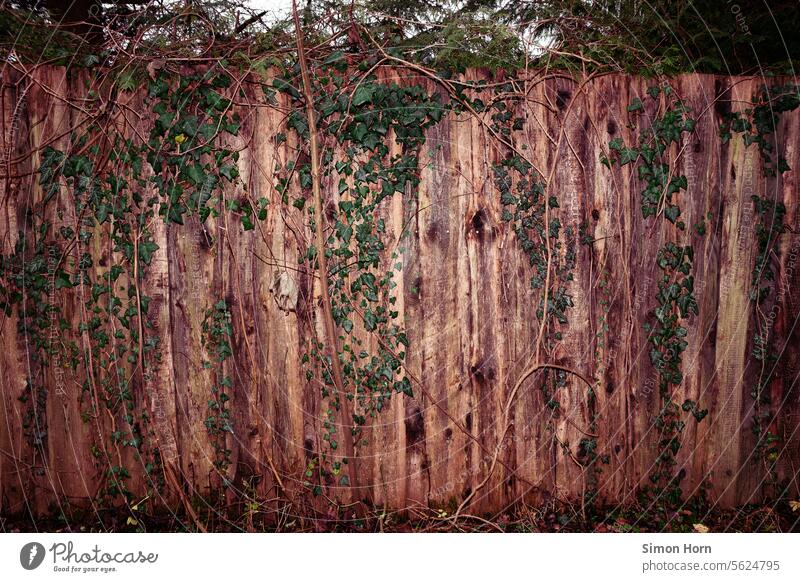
[721,83,799,495]
[606,86,707,507]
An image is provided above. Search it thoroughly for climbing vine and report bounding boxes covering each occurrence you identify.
[201,299,234,476]
[273,51,446,490]
[606,86,707,507]
[0,29,797,529]
[0,67,244,510]
[719,84,800,177]
[486,85,600,507]
[721,83,800,496]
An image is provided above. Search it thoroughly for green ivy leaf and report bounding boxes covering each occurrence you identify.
[352,84,374,107]
[664,205,681,223]
[54,271,73,289]
[627,98,643,112]
[620,148,638,165]
[138,241,159,266]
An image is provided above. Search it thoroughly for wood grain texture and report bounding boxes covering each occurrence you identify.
[1,66,799,518]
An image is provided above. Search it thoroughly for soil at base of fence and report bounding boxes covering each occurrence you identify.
[2,500,798,533]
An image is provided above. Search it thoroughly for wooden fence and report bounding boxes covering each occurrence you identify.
[1,66,799,519]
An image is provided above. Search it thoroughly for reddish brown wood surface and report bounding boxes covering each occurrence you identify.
[1,67,799,518]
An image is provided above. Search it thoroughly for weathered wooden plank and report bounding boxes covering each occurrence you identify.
[710,79,761,507]
[0,66,31,517]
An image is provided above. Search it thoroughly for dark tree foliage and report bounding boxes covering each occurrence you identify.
[516,0,800,74]
[0,0,797,74]
[355,0,800,73]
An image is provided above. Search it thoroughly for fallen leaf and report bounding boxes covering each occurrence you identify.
[789,500,800,512]
[146,59,165,80]
[693,523,709,533]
